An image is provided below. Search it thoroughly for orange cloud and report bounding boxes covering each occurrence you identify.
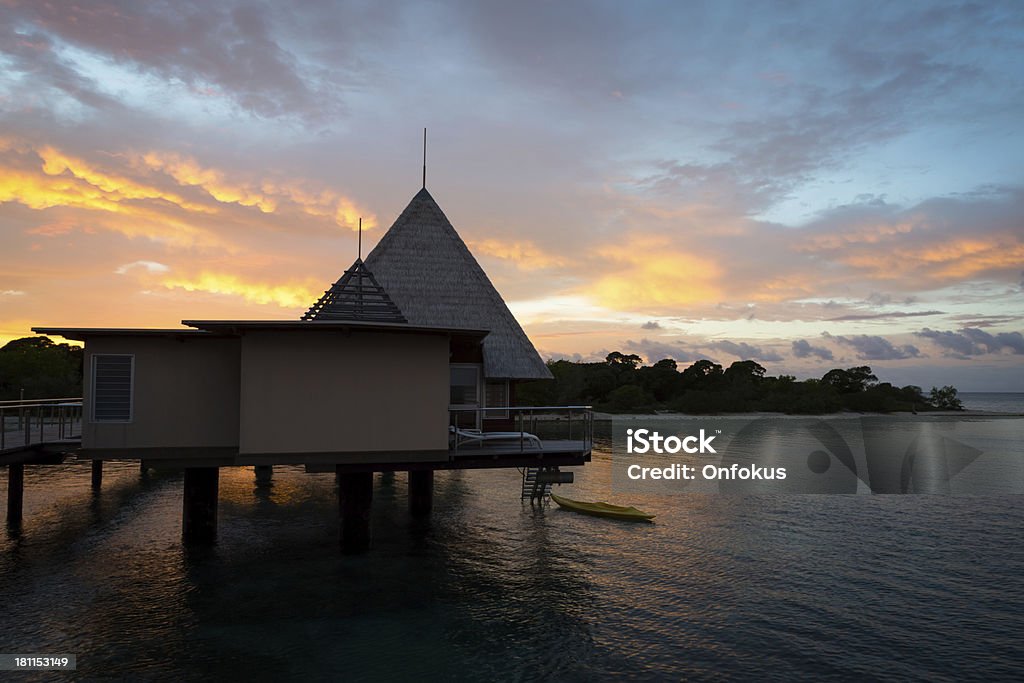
[25,218,83,236]
[633,204,753,236]
[1,167,125,212]
[3,137,376,238]
[586,236,723,310]
[160,272,319,308]
[839,237,1024,281]
[0,168,219,246]
[0,141,379,250]
[748,275,816,302]
[467,238,565,270]
[0,145,230,248]
[139,151,277,213]
[796,220,919,251]
[258,180,375,231]
[38,146,211,212]
[139,151,376,230]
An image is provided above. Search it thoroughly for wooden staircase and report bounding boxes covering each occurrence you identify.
[522,466,561,501]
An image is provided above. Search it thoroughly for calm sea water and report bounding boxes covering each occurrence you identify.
[2,417,1024,681]
[959,392,1024,414]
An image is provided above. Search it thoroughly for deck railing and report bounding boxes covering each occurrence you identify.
[448,405,593,453]
[0,398,83,451]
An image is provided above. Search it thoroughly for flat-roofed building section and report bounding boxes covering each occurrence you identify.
[237,328,451,463]
[79,333,241,454]
[36,321,487,466]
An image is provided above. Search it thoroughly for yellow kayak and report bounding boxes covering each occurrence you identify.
[550,493,655,522]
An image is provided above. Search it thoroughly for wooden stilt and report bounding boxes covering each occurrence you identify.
[408,470,433,518]
[182,467,219,544]
[91,460,103,490]
[338,470,372,553]
[6,464,24,527]
[255,465,273,484]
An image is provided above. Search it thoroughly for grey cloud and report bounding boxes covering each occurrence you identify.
[0,23,127,114]
[950,315,1023,328]
[638,8,999,210]
[917,327,1024,358]
[624,338,701,364]
[958,327,1024,354]
[650,53,975,211]
[828,310,944,322]
[450,0,645,98]
[915,328,977,359]
[641,321,661,330]
[441,1,1014,214]
[706,340,783,362]
[791,339,834,361]
[2,1,354,121]
[826,333,922,360]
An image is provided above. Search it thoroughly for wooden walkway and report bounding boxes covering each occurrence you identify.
[1,399,82,460]
[1,419,82,460]
[2,421,81,450]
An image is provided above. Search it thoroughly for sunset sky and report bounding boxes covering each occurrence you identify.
[1,1,1022,390]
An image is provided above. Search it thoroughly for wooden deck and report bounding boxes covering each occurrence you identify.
[1,420,82,462]
[436,438,591,472]
[306,439,592,474]
[449,438,589,459]
[2,407,590,473]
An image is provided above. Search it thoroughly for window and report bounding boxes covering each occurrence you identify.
[484,380,509,419]
[450,365,479,406]
[92,354,133,422]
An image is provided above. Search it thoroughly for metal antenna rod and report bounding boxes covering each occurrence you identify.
[356,216,364,315]
[422,127,427,189]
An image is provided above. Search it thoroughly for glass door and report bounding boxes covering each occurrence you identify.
[450,364,481,430]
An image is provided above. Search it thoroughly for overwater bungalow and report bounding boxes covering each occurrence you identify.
[29,186,591,551]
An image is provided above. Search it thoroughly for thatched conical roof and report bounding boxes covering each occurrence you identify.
[363,188,552,380]
[302,259,406,323]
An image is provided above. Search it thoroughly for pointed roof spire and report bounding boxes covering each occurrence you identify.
[302,259,406,323]
[422,127,427,190]
[363,188,551,379]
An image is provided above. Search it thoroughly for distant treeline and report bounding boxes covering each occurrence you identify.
[0,336,966,414]
[0,337,83,400]
[516,352,963,414]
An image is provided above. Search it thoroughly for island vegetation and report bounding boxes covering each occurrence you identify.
[0,337,84,400]
[516,352,964,414]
